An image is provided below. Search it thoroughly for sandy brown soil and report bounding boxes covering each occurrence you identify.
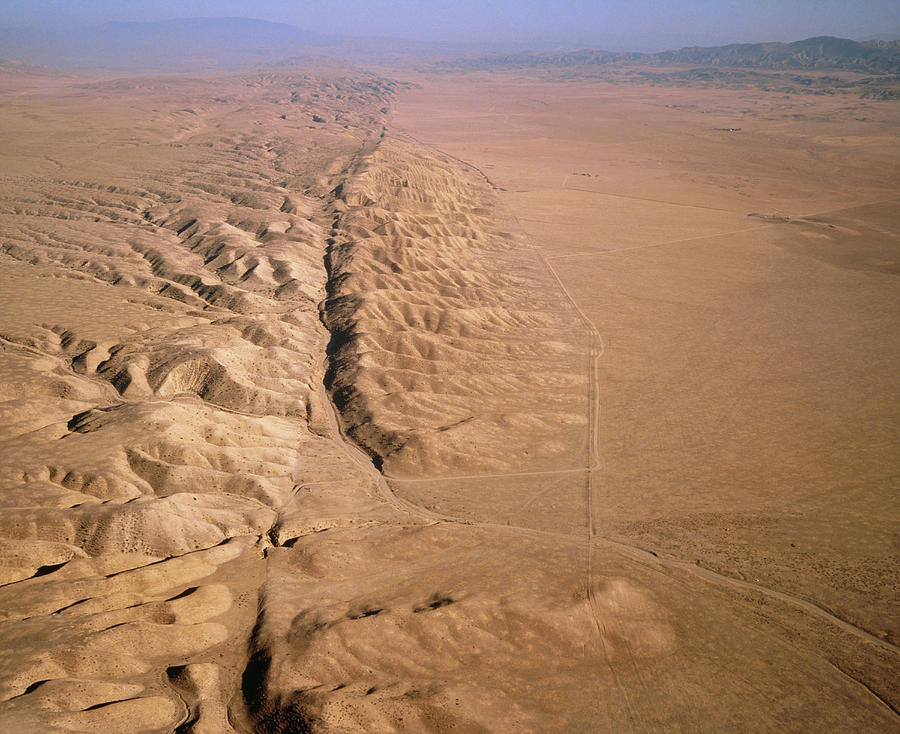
[0,67,407,732]
[389,74,900,730]
[0,63,897,733]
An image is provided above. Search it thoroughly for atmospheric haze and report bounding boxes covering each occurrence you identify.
[1,0,899,49]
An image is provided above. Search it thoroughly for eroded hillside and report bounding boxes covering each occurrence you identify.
[0,68,413,732]
[323,139,586,477]
[0,66,598,733]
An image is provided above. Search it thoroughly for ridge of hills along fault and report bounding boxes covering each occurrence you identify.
[0,68,425,732]
[0,67,605,732]
[2,59,899,733]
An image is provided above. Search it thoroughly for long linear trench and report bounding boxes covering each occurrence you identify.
[310,132,899,729]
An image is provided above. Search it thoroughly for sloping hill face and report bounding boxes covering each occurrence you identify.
[0,67,593,734]
[0,68,408,732]
[323,139,587,477]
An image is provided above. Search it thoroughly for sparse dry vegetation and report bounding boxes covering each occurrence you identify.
[0,50,897,733]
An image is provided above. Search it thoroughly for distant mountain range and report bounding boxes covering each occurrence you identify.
[437,36,900,74]
[1,18,898,75]
[657,37,900,71]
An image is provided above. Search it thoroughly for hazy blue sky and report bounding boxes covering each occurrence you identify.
[1,0,898,49]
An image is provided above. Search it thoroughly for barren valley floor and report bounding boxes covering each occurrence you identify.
[390,75,900,731]
[0,66,897,732]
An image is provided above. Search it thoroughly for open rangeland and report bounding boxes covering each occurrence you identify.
[0,62,897,733]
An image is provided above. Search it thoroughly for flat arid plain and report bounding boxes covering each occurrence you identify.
[0,58,898,733]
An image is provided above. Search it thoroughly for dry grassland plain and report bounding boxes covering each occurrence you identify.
[0,62,897,733]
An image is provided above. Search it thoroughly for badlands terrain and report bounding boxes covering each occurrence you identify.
[0,58,898,733]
